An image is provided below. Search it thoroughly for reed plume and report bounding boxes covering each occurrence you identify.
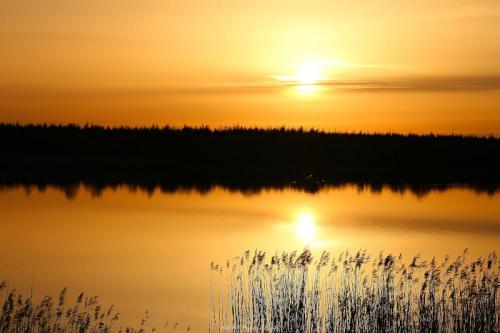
[209,249,500,333]
[0,285,183,333]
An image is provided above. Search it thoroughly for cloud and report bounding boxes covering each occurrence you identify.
[271,74,500,93]
[315,75,500,92]
[1,74,500,102]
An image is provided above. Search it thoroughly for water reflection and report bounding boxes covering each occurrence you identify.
[295,211,316,243]
[1,180,498,200]
[0,184,499,331]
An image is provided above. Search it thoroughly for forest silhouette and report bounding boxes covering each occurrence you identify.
[1,123,498,198]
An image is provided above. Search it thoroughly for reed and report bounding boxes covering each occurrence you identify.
[0,284,182,333]
[209,249,500,333]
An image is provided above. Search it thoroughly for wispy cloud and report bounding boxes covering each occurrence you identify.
[268,74,500,93]
[1,74,500,101]
[313,75,500,92]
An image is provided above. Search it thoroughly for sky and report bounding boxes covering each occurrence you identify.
[1,0,500,134]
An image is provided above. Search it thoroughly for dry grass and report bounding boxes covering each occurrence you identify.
[209,249,500,333]
[0,283,190,333]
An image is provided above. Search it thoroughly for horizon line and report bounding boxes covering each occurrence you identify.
[1,122,498,139]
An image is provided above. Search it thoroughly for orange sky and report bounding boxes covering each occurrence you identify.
[1,0,499,134]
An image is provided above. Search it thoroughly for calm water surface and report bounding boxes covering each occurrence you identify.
[0,185,499,331]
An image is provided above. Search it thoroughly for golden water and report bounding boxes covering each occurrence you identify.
[0,185,499,331]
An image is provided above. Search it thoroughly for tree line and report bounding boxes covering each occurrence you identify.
[0,123,498,189]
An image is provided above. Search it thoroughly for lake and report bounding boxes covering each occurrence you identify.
[0,184,499,331]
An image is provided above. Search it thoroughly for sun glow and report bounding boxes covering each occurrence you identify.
[296,84,320,95]
[297,61,322,85]
[296,212,316,242]
[272,59,345,96]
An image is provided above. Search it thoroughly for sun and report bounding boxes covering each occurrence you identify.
[296,212,316,242]
[297,61,322,85]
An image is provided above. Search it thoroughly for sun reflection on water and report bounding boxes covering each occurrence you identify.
[296,212,316,243]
